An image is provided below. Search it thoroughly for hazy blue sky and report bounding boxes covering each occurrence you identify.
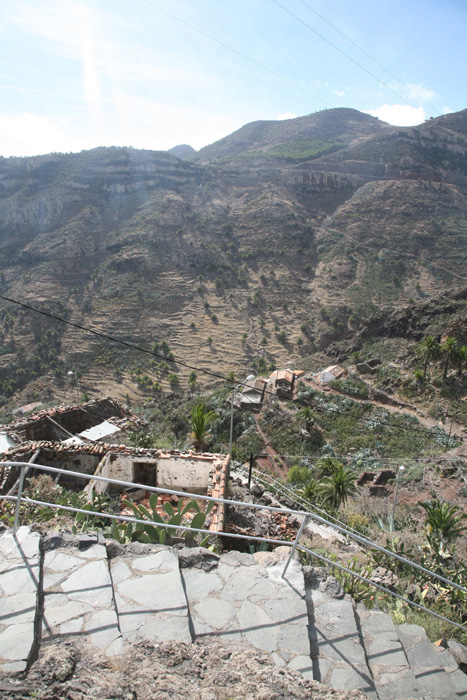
[1,0,465,157]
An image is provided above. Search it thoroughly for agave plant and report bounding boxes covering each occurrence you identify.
[113,494,214,546]
[418,498,467,545]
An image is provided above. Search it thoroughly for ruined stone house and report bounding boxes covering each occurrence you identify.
[0,397,230,533]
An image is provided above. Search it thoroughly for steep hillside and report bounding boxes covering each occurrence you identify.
[317,109,467,189]
[194,108,392,165]
[0,108,466,410]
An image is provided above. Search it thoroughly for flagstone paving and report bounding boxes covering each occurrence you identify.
[42,539,124,656]
[309,587,377,698]
[110,545,191,644]
[0,526,41,674]
[182,548,314,677]
[1,526,467,700]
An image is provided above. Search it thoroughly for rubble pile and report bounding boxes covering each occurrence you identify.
[225,493,299,545]
[0,638,367,700]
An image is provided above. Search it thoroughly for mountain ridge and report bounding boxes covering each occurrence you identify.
[0,107,466,409]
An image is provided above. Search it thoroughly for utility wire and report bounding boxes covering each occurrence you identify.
[139,0,334,108]
[271,0,433,114]
[296,0,441,116]
[1,293,465,442]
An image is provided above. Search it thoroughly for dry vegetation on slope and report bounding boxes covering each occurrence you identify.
[0,108,466,409]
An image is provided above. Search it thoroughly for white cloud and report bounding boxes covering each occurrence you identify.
[366,104,426,126]
[333,90,345,97]
[442,106,453,115]
[406,83,436,103]
[0,103,244,157]
[0,113,86,156]
[276,111,297,120]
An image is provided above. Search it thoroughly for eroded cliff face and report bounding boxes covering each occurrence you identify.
[0,108,466,406]
[0,149,205,236]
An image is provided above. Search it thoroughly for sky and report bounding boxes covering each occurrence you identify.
[0,0,466,157]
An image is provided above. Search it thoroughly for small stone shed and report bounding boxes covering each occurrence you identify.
[270,369,295,399]
[315,365,346,384]
[1,442,230,533]
[237,378,266,412]
[87,448,230,532]
[1,397,145,445]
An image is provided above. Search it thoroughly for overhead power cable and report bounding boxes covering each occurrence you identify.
[139,0,334,108]
[296,0,441,116]
[0,292,464,442]
[0,294,227,385]
[271,0,434,114]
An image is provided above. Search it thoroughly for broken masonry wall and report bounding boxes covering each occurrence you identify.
[207,454,230,533]
[36,448,102,489]
[156,455,214,495]
[88,453,214,496]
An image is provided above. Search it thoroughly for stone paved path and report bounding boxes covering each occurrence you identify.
[398,622,467,699]
[42,539,124,657]
[0,526,41,673]
[182,548,313,677]
[310,587,377,698]
[0,526,466,700]
[111,545,191,644]
[358,608,420,700]
[357,607,467,700]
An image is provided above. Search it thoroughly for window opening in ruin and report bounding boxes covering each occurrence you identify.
[133,461,157,487]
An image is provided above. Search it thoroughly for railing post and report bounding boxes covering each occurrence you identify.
[248,453,254,490]
[13,465,27,534]
[282,514,309,578]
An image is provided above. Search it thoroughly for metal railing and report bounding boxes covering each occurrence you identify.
[1,459,466,632]
[232,462,370,540]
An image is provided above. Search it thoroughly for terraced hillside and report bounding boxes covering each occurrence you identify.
[0,107,466,408]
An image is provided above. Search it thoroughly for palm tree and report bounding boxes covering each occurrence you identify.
[454,344,467,377]
[315,456,342,479]
[440,336,458,379]
[225,370,236,388]
[416,335,440,378]
[418,498,467,544]
[190,401,217,451]
[297,406,315,432]
[316,463,358,511]
[299,479,319,504]
[188,371,197,394]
